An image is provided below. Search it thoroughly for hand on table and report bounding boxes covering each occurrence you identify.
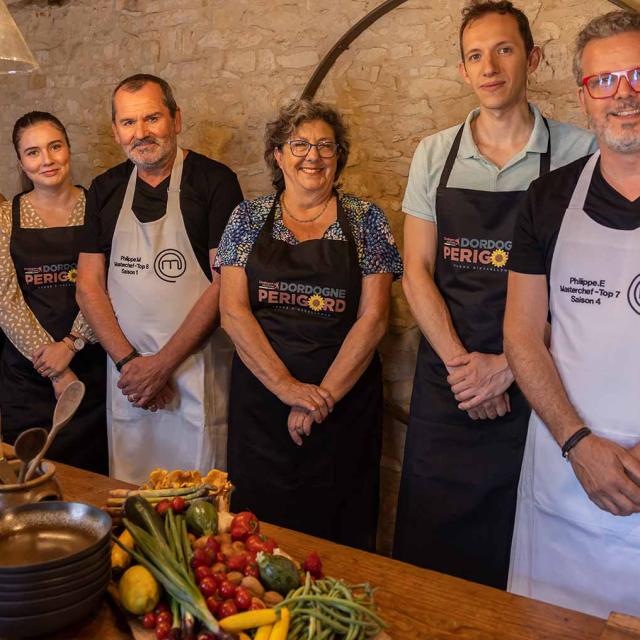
[276,378,335,422]
[287,407,315,446]
[446,352,514,411]
[466,392,511,420]
[117,354,173,409]
[51,368,79,399]
[569,434,640,516]
[32,342,74,379]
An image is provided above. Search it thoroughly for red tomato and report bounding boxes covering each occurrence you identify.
[205,595,220,615]
[215,551,226,564]
[218,600,238,619]
[194,565,211,582]
[245,534,277,554]
[199,576,218,598]
[234,587,252,611]
[155,500,172,516]
[155,611,172,626]
[191,547,214,568]
[155,622,171,640]
[302,551,324,579]
[230,512,259,541]
[204,536,220,555]
[218,579,237,600]
[243,562,260,578]
[171,496,186,513]
[141,612,157,629]
[226,552,249,572]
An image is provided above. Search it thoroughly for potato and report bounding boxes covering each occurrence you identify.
[263,591,284,606]
[241,576,265,597]
[227,571,244,586]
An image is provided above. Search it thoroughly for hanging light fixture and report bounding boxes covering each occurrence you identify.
[0,0,39,74]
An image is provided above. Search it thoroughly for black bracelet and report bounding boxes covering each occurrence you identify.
[561,426,592,459]
[115,349,140,373]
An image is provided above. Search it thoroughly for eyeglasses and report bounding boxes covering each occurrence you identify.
[581,66,640,99]
[285,140,340,158]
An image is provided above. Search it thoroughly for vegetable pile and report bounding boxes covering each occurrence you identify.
[111,494,386,640]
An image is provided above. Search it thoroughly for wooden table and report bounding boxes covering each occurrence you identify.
[38,462,611,640]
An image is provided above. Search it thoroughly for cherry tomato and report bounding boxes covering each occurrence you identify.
[226,552,249,572]
[199,576,218,598]
[205,595,221,615]
[155,611,172,626]
[191,547,214,568]
[194,565,211,582]
[218,599,238,619]
[211,571,226,585]
[154,602,170,615]
[155,622,171,640]
[302,551,324,579]
[218,579,237,600]
[171,496,186,513]
[215,551,226,564]
[234,586,252,611]
[243,562,260,578]
[204,536,220,555]
[155,499,172,516]
[141,612,157,629]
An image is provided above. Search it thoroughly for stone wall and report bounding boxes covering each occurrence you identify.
[2,0,614,552]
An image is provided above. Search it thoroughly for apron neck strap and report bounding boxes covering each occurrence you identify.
[539,117,551,176]
[11,193,22,229]
[567,151,600,211]
[121,147,184,214]
[438,125,464,189]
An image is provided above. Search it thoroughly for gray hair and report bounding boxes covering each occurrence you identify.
[111,73,178,122]
[573,11,640,85]
[264,99,350,192]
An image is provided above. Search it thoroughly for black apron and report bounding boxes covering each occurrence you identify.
[0,193,108,474]
[394,120,550,589]
[227,194,383,551]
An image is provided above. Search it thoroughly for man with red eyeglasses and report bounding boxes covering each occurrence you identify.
[505,10,640,618]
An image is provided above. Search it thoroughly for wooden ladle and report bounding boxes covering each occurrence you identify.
[24,380,85,482]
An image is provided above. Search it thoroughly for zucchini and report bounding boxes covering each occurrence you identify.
[124,496,167,543]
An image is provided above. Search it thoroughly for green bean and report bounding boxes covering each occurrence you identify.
[295,608,350,634]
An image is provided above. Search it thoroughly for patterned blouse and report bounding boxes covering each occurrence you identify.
[0,193,96,361]
[214,192,403,278]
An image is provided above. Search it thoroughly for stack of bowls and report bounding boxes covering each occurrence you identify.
[0,501,111,637]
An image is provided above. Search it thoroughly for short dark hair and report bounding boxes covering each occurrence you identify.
[12,111,70,192]
[264,99,350,192]
[111,73,178,122]
[459,0,534,60]
[573,11,640,85]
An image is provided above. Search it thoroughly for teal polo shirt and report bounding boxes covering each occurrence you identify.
[403,103,598,224]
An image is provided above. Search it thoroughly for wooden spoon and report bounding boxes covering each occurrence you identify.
[24,380,85,482]
[15,427,48,484]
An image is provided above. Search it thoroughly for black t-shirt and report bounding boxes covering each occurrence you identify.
[80,150,243,279]
[510,154,640,277]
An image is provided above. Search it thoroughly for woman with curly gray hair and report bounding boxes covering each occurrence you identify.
[215,99,402,550]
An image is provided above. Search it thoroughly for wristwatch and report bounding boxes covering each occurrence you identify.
[64,334,86,353]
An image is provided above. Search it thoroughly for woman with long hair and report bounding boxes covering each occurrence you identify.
[0,111,107,473]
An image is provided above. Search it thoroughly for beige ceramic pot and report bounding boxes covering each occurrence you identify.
[0,460,62,511]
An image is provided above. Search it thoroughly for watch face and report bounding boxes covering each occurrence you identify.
[73,338,85,351]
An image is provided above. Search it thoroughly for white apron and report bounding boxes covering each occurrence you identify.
[508,152,640,618]
[106,149,231,484]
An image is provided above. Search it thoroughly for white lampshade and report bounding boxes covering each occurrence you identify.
[0,1,38,74]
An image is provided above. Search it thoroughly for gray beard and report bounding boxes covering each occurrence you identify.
[589,110,640,155]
